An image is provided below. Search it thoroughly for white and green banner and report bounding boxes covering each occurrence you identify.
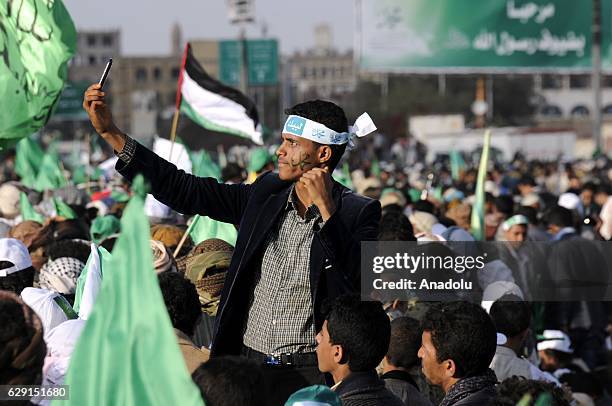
[358,0,612,72]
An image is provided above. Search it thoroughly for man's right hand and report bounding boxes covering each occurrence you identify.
[83,84,126,152]
[83,84,117,137]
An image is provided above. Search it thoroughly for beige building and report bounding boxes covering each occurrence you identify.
[68,30,121,84]
[285,24,356,103]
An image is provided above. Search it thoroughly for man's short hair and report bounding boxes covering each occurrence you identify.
[386,317,421,369]
[489,296,531,338]
[494,376,570,406]
[543,205,574,228]
[421,301,496,379]
[158,272,201,336]
[285,100,348,171]
[0,261,34,294]
[191,356,265,406]
[378,211,416,241]
[322,294,390,372]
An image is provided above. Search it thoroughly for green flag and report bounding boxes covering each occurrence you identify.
[449,150,465,181]
[71,165,87,185]
[191,150,222,180]
[60,175,204,406]
[0,0,77,149]
[188,215,237,246]
[34,152,67,191]
[19,192,44,223]
[53,197,76,219]
[14,137,45,188]
[470,130,491,241]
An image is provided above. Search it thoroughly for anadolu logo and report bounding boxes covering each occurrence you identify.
[285,116,306,135]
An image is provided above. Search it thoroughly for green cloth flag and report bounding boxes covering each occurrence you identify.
[0,0,77,149]
[53,197,76,219]
[60,175,204,406]
[191,150,222,180]
[71,165,87,185]
[470,130,491,241]
[19,192,44,223]
[188,215,237,246]
[14,137,45,188]
[35,152,67,191]
[449,150,465,181]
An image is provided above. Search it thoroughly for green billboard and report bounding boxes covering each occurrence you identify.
[358,0,612,72]
[219,39,278,85]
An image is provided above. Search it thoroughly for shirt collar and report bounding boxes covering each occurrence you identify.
[286,184,322,222]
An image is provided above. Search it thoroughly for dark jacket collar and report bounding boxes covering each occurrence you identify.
[334,370,384,397]
[380,369,419,389]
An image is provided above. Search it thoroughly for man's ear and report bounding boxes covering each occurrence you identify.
[334,344,346,365]
[445,359,457,379]
[317,145,333,165]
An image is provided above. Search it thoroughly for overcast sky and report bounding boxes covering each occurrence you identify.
[63,0,355,56]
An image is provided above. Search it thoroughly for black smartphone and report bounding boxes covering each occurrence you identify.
[98,58,113,89]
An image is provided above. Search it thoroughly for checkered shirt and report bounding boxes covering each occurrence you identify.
[242,186,323,354]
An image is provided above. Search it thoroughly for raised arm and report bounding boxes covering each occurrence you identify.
[83,84,250,224]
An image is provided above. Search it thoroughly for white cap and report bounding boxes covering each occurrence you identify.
[558,193,583,217]
[481,281,524,314]
[537,329,573,353]
[497,333,508,345]
[0,238,32,277]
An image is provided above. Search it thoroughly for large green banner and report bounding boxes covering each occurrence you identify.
[358,0,612,72]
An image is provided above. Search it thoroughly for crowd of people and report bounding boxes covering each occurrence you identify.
[0,89,611,406]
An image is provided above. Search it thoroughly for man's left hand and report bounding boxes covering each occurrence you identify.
[299,167,336,221]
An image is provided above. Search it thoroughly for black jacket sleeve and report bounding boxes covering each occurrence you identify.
[116,141,251,224]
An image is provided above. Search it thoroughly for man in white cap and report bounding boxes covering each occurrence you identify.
[83,86,381,404]
[0,238,34,294]
[489,297,559,385]
[537,330,590,379]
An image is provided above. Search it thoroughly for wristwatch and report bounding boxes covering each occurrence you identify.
[116,135,137,164]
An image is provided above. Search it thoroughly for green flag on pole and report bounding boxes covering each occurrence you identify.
[34,152,67,191]
[60,175,204,406]
[470,130,491,241]
[53,197,76,219]
[188,215,237,246]
[19,192,44,223]
[0,0,77,149]
[14,137,45,188]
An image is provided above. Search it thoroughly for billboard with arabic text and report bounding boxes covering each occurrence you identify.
[357,0,612,72]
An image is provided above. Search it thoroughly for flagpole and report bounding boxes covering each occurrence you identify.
[173,214,200,257]
[168,110,180,161]
[168,42,190,161]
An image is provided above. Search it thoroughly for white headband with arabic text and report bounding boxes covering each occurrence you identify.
[282,113,376,150]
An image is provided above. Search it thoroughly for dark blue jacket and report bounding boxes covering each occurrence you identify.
[117,142,381,356]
